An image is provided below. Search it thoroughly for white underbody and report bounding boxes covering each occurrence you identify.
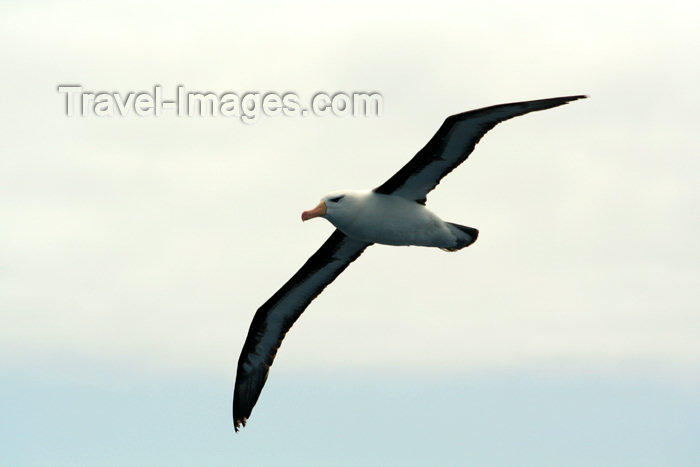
[323,191,471,249]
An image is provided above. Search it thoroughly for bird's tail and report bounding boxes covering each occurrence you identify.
[441,223,479,252]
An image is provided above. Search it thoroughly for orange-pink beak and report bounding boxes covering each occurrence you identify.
[301,200,327,221]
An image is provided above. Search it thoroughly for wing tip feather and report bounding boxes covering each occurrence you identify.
[234,417,247,432]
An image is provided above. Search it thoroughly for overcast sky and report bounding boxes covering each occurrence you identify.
[1,1,698,465]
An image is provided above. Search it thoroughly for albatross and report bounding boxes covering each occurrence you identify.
[233,95,587,430]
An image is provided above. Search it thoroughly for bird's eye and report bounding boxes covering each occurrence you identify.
[328,195,345,203]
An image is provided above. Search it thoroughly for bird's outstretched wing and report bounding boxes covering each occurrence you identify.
[233,229,372,430]
[373,95,587,204]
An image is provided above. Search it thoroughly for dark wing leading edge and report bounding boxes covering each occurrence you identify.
[233,229,372,431]
[373,95,587,204]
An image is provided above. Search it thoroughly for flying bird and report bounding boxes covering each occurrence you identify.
[233,95,587,430]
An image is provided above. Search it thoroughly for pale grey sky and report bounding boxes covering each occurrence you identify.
[1,1,699,464]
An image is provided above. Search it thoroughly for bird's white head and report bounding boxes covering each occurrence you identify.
[301,190,366,224]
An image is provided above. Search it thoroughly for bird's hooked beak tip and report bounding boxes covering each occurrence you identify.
[301,200,327,222]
